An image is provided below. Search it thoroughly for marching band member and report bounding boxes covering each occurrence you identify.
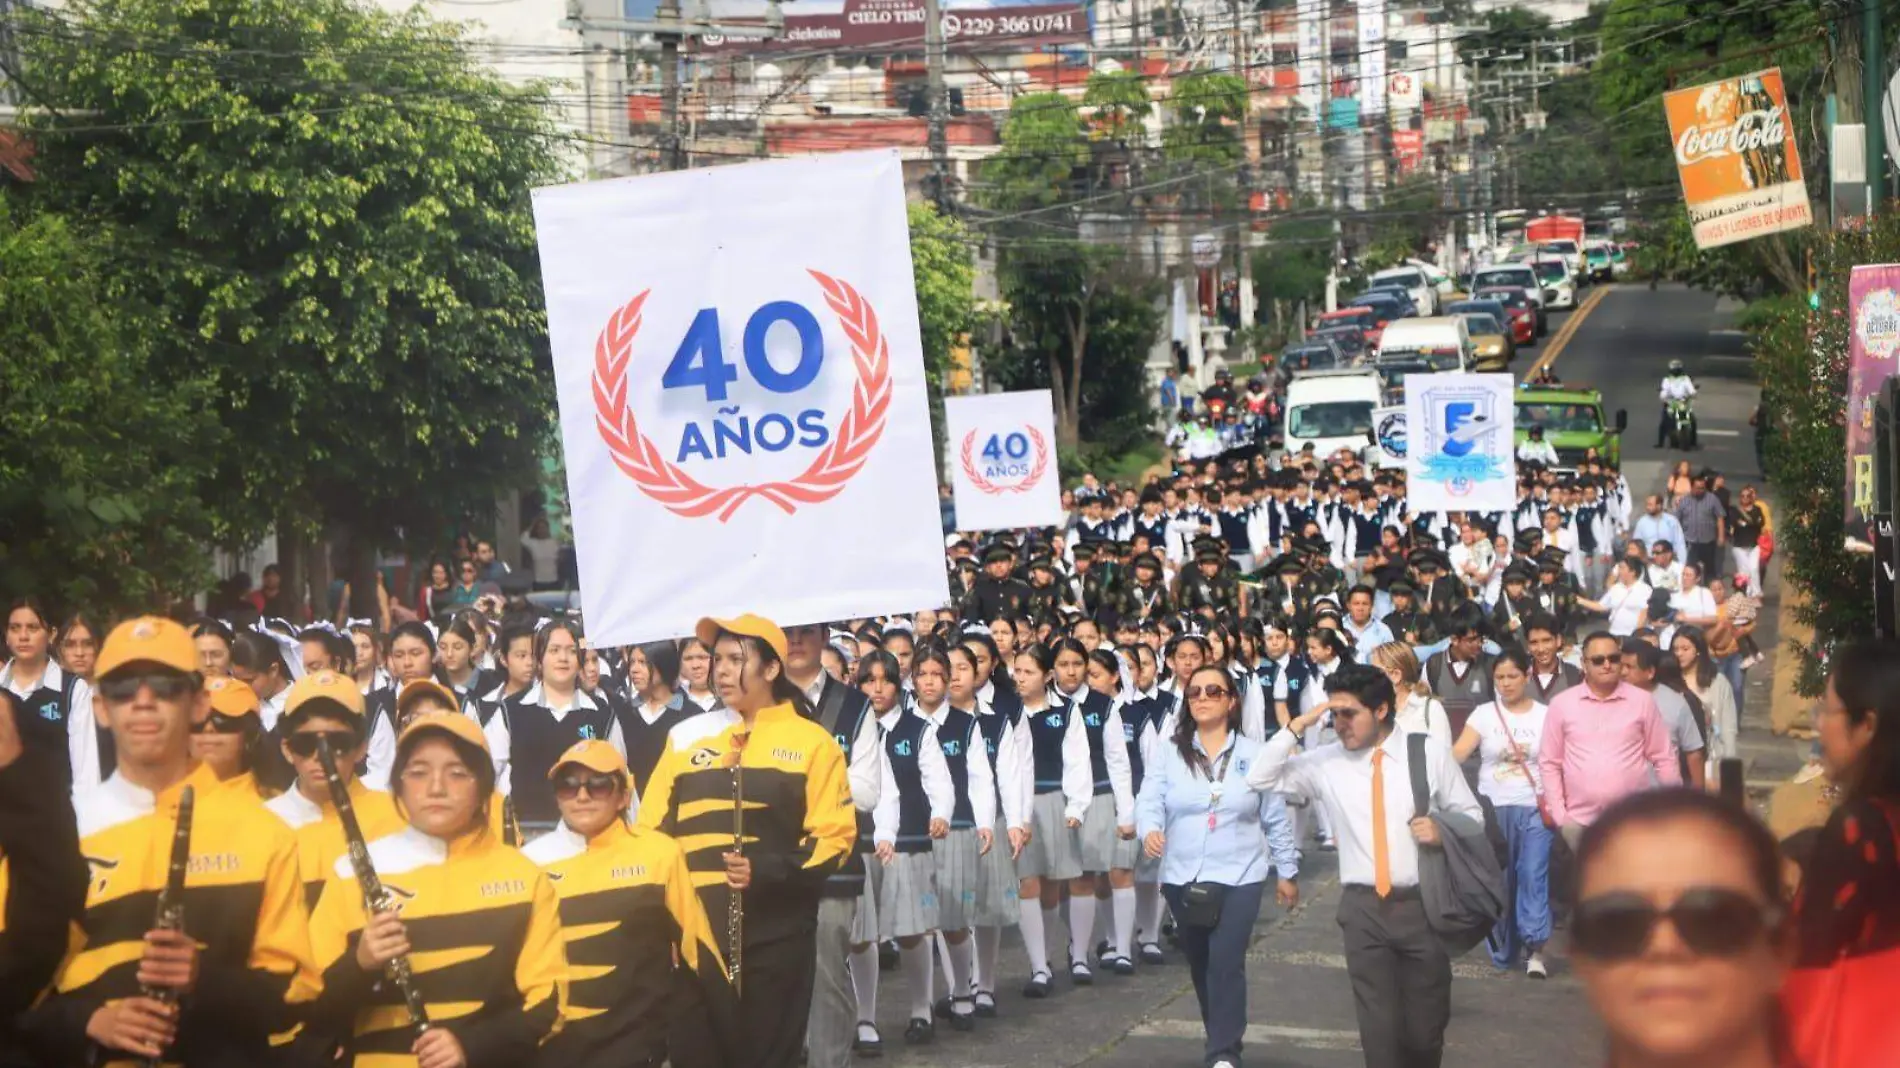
[191,676,268,796]
[265,672,405,907]
[307,712,566,1067]
[1007,643,1090,999]
[20,617,320,1067]
[524,740,736,1068]
[638,615,856,1068]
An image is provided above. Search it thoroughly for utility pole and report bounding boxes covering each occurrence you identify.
[924,0,949,208]
[562,0,785,174]
[1867,0,1885,214]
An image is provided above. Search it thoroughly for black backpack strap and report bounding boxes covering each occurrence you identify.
[1407,732,1431,820]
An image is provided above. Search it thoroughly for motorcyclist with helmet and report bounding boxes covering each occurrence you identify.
[1658,358,1697,449]
[1201,366,1237,419]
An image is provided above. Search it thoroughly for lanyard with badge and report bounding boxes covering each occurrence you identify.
[1196,745,1237,831]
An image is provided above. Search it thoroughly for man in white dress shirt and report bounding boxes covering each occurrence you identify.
[1249,663,1483,1068]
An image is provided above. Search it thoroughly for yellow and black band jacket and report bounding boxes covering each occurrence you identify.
[523,819,738,1068]
[307,823,567,1067]
[19,763,322,1068]
[264,778,406,911]
[637,701,857,949]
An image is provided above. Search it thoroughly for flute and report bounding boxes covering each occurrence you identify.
[725,731,751,996]
[502,796,521,848]
[139,786,193,1068]
[315,737,430,1037]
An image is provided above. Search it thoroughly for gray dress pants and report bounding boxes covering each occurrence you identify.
[1337,885,1452,1068]
[806,894,859,1068]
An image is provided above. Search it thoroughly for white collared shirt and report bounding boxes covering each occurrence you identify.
[484,682,627,798]
[1,660,99,798]
[1249,728,1482,890]
[876,707,956,825]
[918,700,998,830]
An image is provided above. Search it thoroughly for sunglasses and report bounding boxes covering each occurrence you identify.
[99,673,198,703]
[1185,684,1231,700]
[1585,654,1620,666]
[1572,888,1781,961]
[285,730,361,759]
[554,772,623,800]
[192,711,254,735]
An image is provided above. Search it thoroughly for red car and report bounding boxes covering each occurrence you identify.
[1475,286,1537,345]
[1314,306,1385,348]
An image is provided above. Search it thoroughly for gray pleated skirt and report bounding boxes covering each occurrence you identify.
[1077,792,1139,872]
[850,868,879,945]
[932,827,981,931]
[973,817,1020,926]
[874,849,940,940]
[1015,791,1082,881]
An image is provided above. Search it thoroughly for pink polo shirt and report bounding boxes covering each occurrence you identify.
[1538,680,1679,827]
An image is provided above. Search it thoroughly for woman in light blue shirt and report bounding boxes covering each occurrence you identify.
[1136,665,1300,1068]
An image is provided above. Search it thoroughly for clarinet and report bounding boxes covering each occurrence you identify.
[502,796,521,848]
[726,731,751,996]
[315,737,430,1037]
[139,786,193,1068]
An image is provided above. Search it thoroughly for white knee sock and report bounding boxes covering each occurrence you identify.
[848,945,878,1024]
[1135,882,1163,944]
[975,924,1001,993]
[947,937,975,1005]
[933,930,956,994]
[1111,886,1137,958]
[903,942,933,1020]
[1017,900,1050,976]
[1067,893,1096,965]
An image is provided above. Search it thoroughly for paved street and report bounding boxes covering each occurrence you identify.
[839,283,1812,1068]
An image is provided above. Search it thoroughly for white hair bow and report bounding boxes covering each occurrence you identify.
[249,620,308,682]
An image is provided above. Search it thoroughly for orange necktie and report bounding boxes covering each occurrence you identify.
[1371,749,1392,898]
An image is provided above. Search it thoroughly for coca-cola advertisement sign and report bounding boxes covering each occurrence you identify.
[694,0,1089,53]
[1663,68,1812,250]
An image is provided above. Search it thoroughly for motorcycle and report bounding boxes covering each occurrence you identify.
[1664,398,1698,450]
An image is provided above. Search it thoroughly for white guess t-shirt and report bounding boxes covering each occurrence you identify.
[1469,700,1548,808]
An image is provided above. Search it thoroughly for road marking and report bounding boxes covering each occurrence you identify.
[1524,284,1611,380]
[1701,429,1742,437]
[1129,1018,1365,1050]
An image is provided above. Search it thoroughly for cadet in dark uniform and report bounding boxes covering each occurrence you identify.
[964,544,1034,624]
[1489,562,1539,646]
[1176,542,1239,622]
[1382,580,1440,646]
[1115,553,1173,624]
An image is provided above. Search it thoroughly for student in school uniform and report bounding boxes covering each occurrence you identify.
[436,610,494,710]
[3,598,101,795]
[346,623,390,699]
[852,651,954,1045]
[912,646,995,1032]
[1075,646,1141,975]
[617,639,700,800]
[949,639,1027,1018]
[1007,643,1092,998]
[363,621,441,789]
[471,619,538,727]
[1118,642,1173,963]
[486,620,626,835]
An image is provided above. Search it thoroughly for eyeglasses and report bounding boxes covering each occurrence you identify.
[1585,654,1620,666]
[192,711,254,735]
[554,771,623,800]
[99,673,198,703]
[1571,888,1781,961]
[1185,684,1231,700]
[285,730,361,759]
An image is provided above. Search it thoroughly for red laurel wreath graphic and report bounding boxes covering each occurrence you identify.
[590,270,893,523]
[958,426,1050,495]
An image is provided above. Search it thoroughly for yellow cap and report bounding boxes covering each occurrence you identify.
[286,670,365,719]
[205,677,260,719]
[695,613,788,663]
[397,679,459,718]
[547,739,629,780]
[397,710,490,754]
[96,617,198,679]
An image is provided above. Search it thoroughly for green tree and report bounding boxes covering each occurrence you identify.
[1251,212,1334,344]
[14,0,568,610]
[908,201,974,462]
[1083,68,1153,143]
[0,197,224,614]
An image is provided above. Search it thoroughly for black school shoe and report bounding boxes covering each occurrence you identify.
[932,995,953,1020]
[948,997,978,1032]
[1105,955,1135,976]
[1139,941,1166,965]
[854,1022,883,1058]
[1022,971,1052,998]
[905,1018,935,1044]
[974,990,999,1017]
[1070,960,1094,986]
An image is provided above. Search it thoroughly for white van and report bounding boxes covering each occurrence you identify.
[1374,316,1471,372]
[1370,265,1438,315]
[1284,369,1382,461]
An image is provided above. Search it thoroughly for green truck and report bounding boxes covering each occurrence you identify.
[1513,383,1627,468]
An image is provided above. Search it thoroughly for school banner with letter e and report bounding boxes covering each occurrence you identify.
[532,150,948,646]
[945,390,1061,531]
[1404,373,1515,512]
[1664,68,1812,250]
